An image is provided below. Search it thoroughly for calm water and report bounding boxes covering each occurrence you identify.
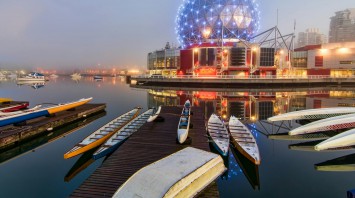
[0,77,355,198]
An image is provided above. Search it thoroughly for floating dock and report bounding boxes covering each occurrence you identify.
[71,106,217,198]
[0,104,106,150]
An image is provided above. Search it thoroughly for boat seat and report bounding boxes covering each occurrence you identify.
[230,128,247,131]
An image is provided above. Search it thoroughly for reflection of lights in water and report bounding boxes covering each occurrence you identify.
[224,153,243,180]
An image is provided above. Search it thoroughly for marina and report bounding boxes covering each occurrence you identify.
[71,106,211,197]
[1,79,355,197]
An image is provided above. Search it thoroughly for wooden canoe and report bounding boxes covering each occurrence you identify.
[64,108,140,159]
[229,116,260,165]
[93,109,153,160]
[207,114,229,156]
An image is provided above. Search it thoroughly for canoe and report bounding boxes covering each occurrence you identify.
[147,106,162,122]
[268,107,355,122]
[289,113,355,136]
[0,97,92,127]
[0,102,29,113]
[229,116,260,165]
[47,97,92,114]
[315,128,355,151]
[64,108,140,159]
[112,147,226,198]
[177,100,191,144]
[207,114,229,156]
[93,109,153,160]
[0,105,42,117]
[0,98,12,103]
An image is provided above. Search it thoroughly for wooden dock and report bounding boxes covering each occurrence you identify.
[71,106,216,198]
[0,104,106,150]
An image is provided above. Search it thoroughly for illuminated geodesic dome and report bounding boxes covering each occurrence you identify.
[176,0,260,48]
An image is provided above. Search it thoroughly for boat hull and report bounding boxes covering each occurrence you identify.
[47,98,92,114]
[315,128,355,151]
[178,129,188,144]
[231,139,260,165]
[92,139,127,160]
[1,102,29,112]
[64,109,140,159]
[0,110,49,127]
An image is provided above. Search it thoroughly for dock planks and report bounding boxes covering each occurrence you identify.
[71,106,213,198]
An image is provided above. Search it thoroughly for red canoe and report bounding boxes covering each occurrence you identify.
[0,102,29,113]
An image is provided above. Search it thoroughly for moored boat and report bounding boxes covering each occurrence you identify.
[229,116,260,165]
[112,147,226,198]
[177,100,191,144]
[93,75,103,80]
[289,113,355,136]
[207,114,229,156]
[147,106,162,122]
[268,107,355,122]
[315,128,355,151]
[0,98,12,103]
[64,108,140,159]
[17,72,46,81]
[0,97,92,127]
[93,108,153,160]
[0,102,29,113]
[46,97,92,114]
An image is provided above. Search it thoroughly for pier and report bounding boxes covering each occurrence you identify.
[0,104,106,150]
[132,75,355,87]
[71,106,216,198]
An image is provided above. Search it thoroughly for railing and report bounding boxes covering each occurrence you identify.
[133,75,355,80]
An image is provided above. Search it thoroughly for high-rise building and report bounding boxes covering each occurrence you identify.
[297,28,327,48]
[329,8,355,43]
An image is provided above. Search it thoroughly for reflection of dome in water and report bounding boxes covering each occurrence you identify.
[176,0,260,48]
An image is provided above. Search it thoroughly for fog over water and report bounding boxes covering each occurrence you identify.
[0,0,354,69]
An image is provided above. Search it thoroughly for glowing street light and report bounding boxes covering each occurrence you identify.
[202,27,212,39]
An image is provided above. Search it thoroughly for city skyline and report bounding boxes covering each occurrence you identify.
[0,0,354,69]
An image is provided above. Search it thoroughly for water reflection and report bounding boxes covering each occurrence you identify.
[64,148,97,182]
[0,111,105,165]
[17,82,46,90]
[231,147,260,190]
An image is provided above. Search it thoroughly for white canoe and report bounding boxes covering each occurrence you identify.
[315,128,355,151]
[289,113,355,136]
[268,107,355,122]
[229,116,260,165]
[147,106,162,122]
[112,147,226,198]
[177,100,191,144]
[64,108,140,159]
[93,109,154,159]
[207,114,229,156]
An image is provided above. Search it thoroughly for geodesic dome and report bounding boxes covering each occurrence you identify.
[176,0,260,48]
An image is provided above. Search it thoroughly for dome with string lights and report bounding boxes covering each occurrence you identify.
[176,0,260,48]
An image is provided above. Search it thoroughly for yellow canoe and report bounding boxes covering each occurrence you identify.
[64,108,140,159]
[0,98,13,103]
[47,97,92,114]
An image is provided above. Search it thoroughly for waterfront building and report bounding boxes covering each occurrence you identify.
[329,8,355,43]
[147,42,180,76]
[297,28,327,48]
[293,42,355,77]
[147,0,294,78]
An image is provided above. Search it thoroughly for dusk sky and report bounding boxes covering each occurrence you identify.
[0,0,354,70]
